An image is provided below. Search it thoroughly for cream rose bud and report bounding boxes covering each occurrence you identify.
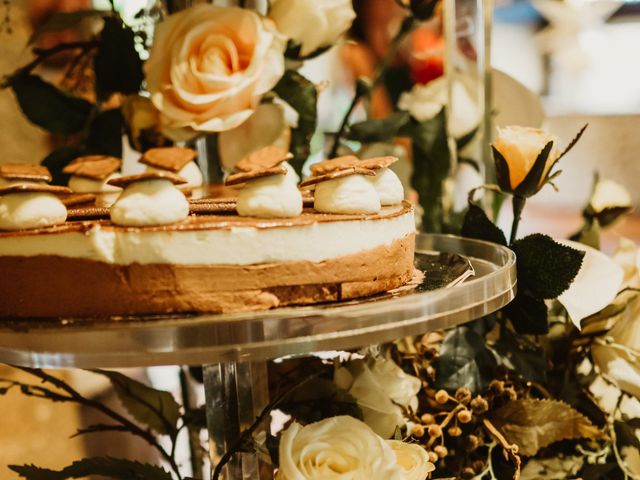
[588,179,633,226]
[269,0,356,56]
[493,125,560,193]
[276,416,403,480]
[146,5,286,140]
[387,440,435,480]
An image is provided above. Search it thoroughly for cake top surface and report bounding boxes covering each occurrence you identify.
[0,164,52,182]
[0,183,72,196]
[139,147,197,172]
[0,201,412,238]
[63,155,122,180]
[107,171,188,188]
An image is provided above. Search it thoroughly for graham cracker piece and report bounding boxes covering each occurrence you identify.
[60,193,97,207]
[107,171,188,188]
[0,184,72,195]
[310,155,359,176]
[359,156,398,170]
[139,147,197,172]
[63,155,122,181]
[0,164,52,182]
[299,166,376,188]
[224,166,287,186]
[235,146,293,172]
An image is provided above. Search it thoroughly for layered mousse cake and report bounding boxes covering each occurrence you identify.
[0,150,415,318]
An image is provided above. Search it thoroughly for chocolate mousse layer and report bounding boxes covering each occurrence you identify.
[0,234,414,318]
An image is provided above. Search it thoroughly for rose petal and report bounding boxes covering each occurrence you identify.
[557,239,624,329]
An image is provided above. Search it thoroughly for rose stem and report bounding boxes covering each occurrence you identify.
[509,195,526,245]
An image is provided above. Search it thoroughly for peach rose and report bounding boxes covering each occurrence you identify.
[146,5,286,140]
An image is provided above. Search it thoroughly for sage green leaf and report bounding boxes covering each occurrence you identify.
[514,141,553,197]
[91,370,180,435]
[461,203,507,246]
[434,326,497,393]
[489,399,602,456]
[10,457,172,480]
[42,146,84,185]
[28,10,108,45]
[9,74,93,134]
[511,233,585,299]
[346,111,411,143]
[272,70,317,175]
[95,18,144,99]
[86,108,123,157]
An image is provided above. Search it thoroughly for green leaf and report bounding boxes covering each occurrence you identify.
[553,123,588,167]
[86,108,123,157]
[461,203,507,245]
[615,420,640,450]
[489,399,602,456]
[10,457,172,480]
[405,109,450,231]
[434,326,497,393]
[571,218,601,250]
[9,74,93,134]
[504,292,549,335]
[511,233,585,299]
[95,18,144,99]
[91,370,180,436]
[346,111,411,143]
[514,141,553,197]
[492,145,512,193]
[456,126,478,150]
[42,146,84,185]
[493,329,547,384]
[272,70,317,175]
[28,10,108,45]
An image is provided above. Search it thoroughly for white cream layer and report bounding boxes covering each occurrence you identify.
[0,206,415,266]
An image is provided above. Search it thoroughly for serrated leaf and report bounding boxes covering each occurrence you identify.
[461,203,507,245]
[86,108,123,157]
[91,370,180,435]
[42,146,84,185]
[489,399,602,456]
[28,10,108,44]
[504,292,549,335]
[346,111,411,143]
[514,141,553,197]
[434,326,497,393]
[95,18,143,99]
[272,70,317,175]
[9,74,93,134]
[10,457,172,480]
[511,233,585,299]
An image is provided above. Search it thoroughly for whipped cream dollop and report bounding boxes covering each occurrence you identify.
[314,174,381,214]
[282,161,300,185]
[146,161,203,188]
[367,168,404,205]
[0,192,67,231]
[110,179,189,226]
[237,174,303,218]
[69,172,122,194]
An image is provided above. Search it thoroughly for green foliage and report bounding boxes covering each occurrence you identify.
[492,145,512,193]
[346,111,411,143]
[86,108,123,157]
[434,326,498,393]
[511,234,585,299]
[91,370,180,436]
[461,203,507,246]
[273,70,317,175]
[493,329,547,384]
[504,292,549,335]
[94,18,144,99]
[9,74,93,135]
[42,146,84,185]
[514,142,554,198]
[10,457,172,480]
[28,10,108,45]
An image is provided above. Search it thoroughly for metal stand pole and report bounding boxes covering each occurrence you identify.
[204,361,270,480]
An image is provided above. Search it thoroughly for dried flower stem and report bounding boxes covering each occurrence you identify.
[482,418,521,480]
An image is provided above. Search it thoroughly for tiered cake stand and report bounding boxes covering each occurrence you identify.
[0,234,516,479]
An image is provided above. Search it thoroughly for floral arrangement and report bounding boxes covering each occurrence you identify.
[1,1,639,480]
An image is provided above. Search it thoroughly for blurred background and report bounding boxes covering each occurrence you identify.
[0,0,639,477]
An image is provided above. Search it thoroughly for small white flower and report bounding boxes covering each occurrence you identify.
[387,440,435,480]
[590,179,632,214]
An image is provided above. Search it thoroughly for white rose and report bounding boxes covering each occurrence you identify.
[334,358,421,438]
[146,5,286,140]
[493,125,560,192]
[387,440,435,480]
[269,0,356,57]
[589,178,632,214]
[397,76,480,139]
[276,416,403,480]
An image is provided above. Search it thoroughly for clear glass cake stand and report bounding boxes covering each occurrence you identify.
[0,234,516,479]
